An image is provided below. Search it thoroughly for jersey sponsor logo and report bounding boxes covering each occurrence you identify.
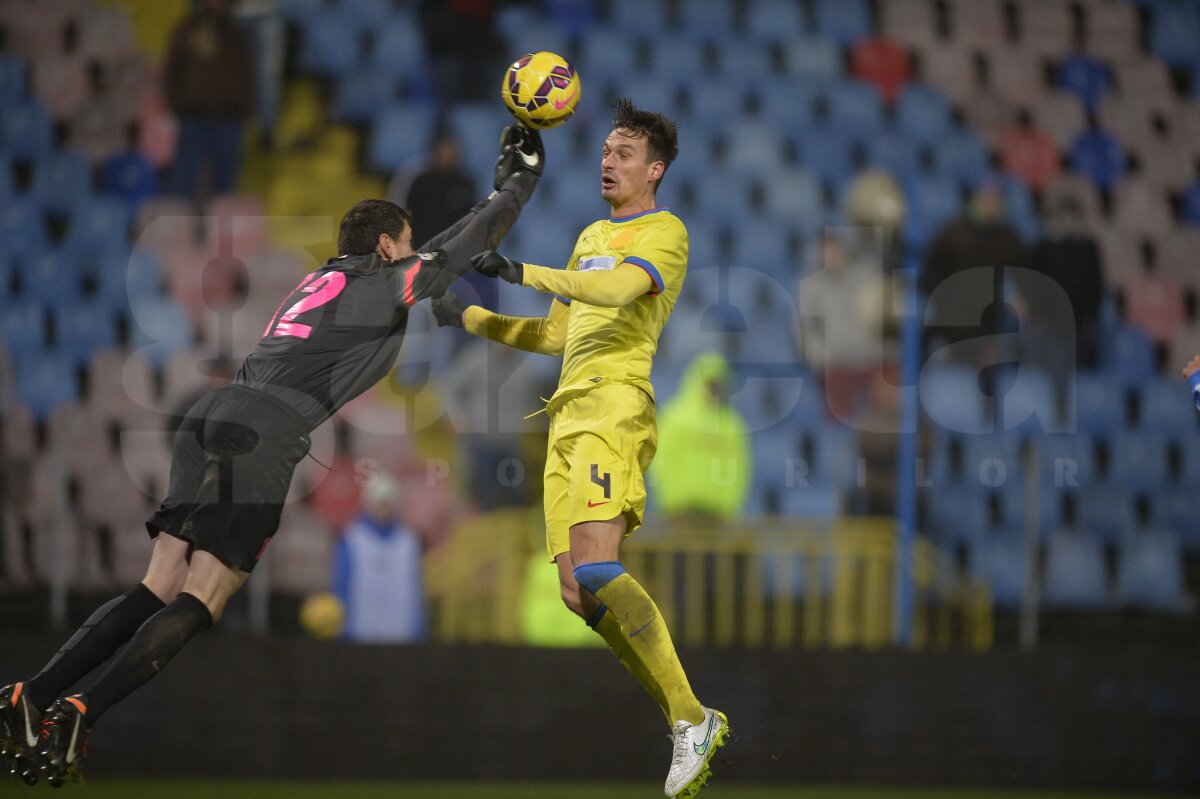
[693,714,718,756]
[578,255,617,272]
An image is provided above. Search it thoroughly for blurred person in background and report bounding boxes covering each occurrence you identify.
[921,178,1029,367]
[1185,355,1200,410]
[164,0,255,204]
[0,126,543,786]
[653,352,751,526]
[331,472,425,643]
[798,230,889,423]
[419,0,504,107]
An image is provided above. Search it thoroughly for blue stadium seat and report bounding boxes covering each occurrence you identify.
[96,247,164,313]
[0,253,17,308]
[895,85,955,145]
[998,368,1058,434]
[0,101,54,159]
[447,102,512,181]
[0,302,45,356]
[753,82,821,130]
[578,26,638,85]
[969,534,1027,608]
[998,479,1065,534]
[26,251,81,308]
[781,38,843,80]
[960,433,1023,490]
[1056,55,1112,113]
[542,0,598,36]
[609,0,668,30]
[1101,326,1157,388]
[747,0,809,42]
[65,196,131,254]
[1115,528,1192,612]
[931,131,992,188]
[1068,129,1126,191]
[726,119,788,176]
[1148,2,1200,67]
[920,364,986,433]
[0,55,26,103]
[332,69,400,123]
[503,20,572,65]
[1035,434,1096,491]
[129,298,194,368]
[717,38,776,79]
[862,132,922,181]
[1106,431,1170,494]
[929,483,990,545]
[678,0,736,37]
[812,0,872,44]
[796,129,855,184]
[368,103,435,171]
[1183,178,1200,226]
[53,303,117,365]
[647,36,710,83]
[1042,528,1110,609]
[16,350,78,421]
[728,218,789,275]
[823,80,886,134]
[511,213,577,266]
[0,150,13,201]
[101,150,158,214]
[1151,489,1200,553]
[902,175,962,249]
[998,177,1041,244]
[1069,371,1127,433]
[298,10,363,75]
[760,168,824,223]
[31,151,93,214]
[0,199,49,257]
[367,14,427,77]
[1078,484,1139,546]
[1137,377,1200,434]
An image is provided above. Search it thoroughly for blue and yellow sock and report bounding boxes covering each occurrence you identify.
[575,561,703,726]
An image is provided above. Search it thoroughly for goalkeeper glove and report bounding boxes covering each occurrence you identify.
[493,124,544,189]
[431,290,466,328]
[471,250,524,284]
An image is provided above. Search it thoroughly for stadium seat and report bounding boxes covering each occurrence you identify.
[1035,434,1096,491]
[1042,527,1110,609]
[1080,480,1142,545]
[1042,172,1103,224]
[725,119,789,176]
[959,433,1024,490]
[1068,372,1128,433]
[947,0,1005,49]
[1153,489,1200,553]
[1112,59,1176,117]
[26,250,82,308]
[128,298,194,368]
[920,365,986,434]
[368,103,435,172]
[812,0,872,45]
[1148,1,1200,67]
[0,100,54,159]
[16,350,78,421]
[988,47,1046,107]
[1028,89,1088,151]
[1124,269,1185,346]
[1112,179,1175,237]
[30,53,88,121]
[1107,431,1171,494]
[298,10,362,75]
[823,80,887,134]
[1115,528,1193,612]
[760,167,825,223]
[918,44,979,107]
[1015,0,1072,58]
[1105,326,1159,388]
[879,0,939,49]
[53,302,118,366]
[930,130,992,188]
[0,301,45,358]
[781,37,843,82]
[998,368,1059,434]
[1083,0,1140,62]
[678,0,735,37]
[0,199,49,257]
[609,0,668,30]
[332,68,400,123]
[746,0,808,43]
[0,55,26,103]
[997,126,1060,191]
[31,151,93,214]
[861,132,922,181]
[895,84,956,145]
[1056,54,1112,113]
[970,534,1028,608]
[1158,228,1200,286]
[795,129,856,185]
[929,484,991,545]
[1138,377,1200,436]
[716,38,775,79]
[901,175,962,249]
[500,18,571,64]
[647,35,710,83]
[1184,179,1200,228]
[578,26,639,85]
[753,82,821,130]
[1068,129,1127,191]
[850,37,912,105]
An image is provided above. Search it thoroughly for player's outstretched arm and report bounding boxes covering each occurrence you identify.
[432,290,568,356]
[471,250,654,308]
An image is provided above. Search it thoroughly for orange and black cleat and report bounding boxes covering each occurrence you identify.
[0,682,43,786]
[37,695,89,788]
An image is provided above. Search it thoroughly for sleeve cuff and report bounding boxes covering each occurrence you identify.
[621,256,664,296]
[554,295,572,305]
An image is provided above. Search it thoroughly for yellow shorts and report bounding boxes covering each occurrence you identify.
[542,383,658,562]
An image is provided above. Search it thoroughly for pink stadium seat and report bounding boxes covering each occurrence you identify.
[998,125,1061,189]
[987,47,1047,106]
[947,0,1006,49]
[1159,228,1200,287]
[210,194,270,258]
[1015,0,1073,58]
[1042,172,1104,222]
[1028,89,1088,150]
[1171,101,1200,167]
[1097,94,1158,151]
[917,43,978,106]
[0,2,68,60]
[135,196,213,262]
[87,347,161,419]
[1083,0,1140,63]
[1169,324,1200,370]
[76,5,136,63]
[67,95,131,164]
[1136,138,1196,194]
[1094,227,1143,292]
[879,0,940,49]
[850,37,913,105]
[1112,178,1175,237]
[1113,59,1176,118]
[1125,269,1185,345]
[30,53,88,121]
[2,403,36,459]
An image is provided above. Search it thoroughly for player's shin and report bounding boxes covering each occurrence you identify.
[574,562,704,727]
[587,603,671,723]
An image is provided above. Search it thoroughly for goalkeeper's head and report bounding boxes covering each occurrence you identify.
[603,97,679,207]
[338,199,415,261]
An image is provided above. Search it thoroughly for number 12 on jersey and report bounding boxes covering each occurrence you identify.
[263,271,347,340]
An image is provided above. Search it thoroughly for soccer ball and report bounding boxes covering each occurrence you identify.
[299,592,344,640]
[501,51,581,130]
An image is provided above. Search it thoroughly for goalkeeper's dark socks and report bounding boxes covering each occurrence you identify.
[25,583,166,711]
[81,592,212,728]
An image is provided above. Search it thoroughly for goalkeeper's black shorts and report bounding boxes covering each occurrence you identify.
[146,385,311,572]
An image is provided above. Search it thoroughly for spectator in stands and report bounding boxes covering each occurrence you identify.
[164,0,254,204]
[1022,196,1105,370]
[1184,354,1200,411]
[419,0,504,107]
[101,122,159,216]
[799,230,889,422]
[921,178,1029,366]
[653,352,751,525]
[331,472,426,643]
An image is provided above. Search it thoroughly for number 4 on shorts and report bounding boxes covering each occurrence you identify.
[590,464,611,499]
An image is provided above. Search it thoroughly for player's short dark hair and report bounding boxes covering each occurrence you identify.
[611,97,679,188]
[337,199,413,256]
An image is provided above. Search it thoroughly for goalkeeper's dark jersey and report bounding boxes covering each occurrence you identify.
[233,251,448,430]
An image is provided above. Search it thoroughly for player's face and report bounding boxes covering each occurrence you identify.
[601,128,663,209]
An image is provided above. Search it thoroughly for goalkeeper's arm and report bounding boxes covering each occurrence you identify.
[460,296,569,356]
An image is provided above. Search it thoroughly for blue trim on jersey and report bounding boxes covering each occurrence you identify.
[555,294,572,305]
[574,561,626,595]
[622,255,664,295]
[609,206,670,223]
[585,603,609,629]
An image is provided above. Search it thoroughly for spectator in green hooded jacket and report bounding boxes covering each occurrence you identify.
[652,352,752,524]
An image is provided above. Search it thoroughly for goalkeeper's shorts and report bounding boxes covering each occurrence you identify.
[542,382,657,562]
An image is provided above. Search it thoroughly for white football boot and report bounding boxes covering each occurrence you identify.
[664,706,729,798]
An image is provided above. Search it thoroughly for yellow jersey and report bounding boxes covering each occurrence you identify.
[553,206,688,404]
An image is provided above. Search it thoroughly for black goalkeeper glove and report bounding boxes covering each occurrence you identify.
[493,124,544,189]
[470,250,524,284]
[431,290,466,328]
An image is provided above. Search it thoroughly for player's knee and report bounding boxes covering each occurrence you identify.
[560,585,587,618]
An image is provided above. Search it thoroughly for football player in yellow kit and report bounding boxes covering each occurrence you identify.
[434,99,728,799]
